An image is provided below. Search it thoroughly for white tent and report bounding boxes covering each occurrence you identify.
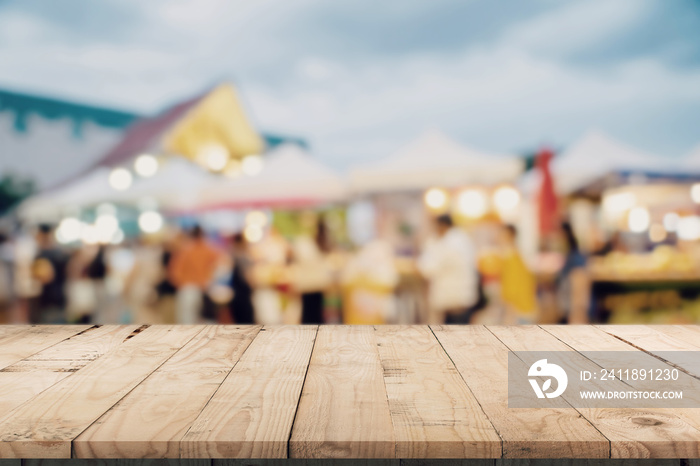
[349,129,524,193]
[519,130,671,196]
[195,144,347,209]
[19,157,216,221]
[124,158,216,209]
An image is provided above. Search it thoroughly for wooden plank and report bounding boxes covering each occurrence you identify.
[289,326,395,459]
[75,325,262,458]
[214,460,402,466]
[543,325,700,436]
[0,325,34,339]
[650,325,700,350]
[373,325,501,458]
[0,325,140,417]
[597,325,700,378]
[495,460,681,466]
[432,325,609,458]
[490,326,700,458]
[0,325,91,369]
[0,325,203,458]
[24,460,209,466]
[596,325,700,351]
[181,326,317,459]
[23,325,143,362]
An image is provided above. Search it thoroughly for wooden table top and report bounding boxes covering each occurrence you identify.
[1,324,700,460]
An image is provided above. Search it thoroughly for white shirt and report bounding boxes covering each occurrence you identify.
[418,227,478,321]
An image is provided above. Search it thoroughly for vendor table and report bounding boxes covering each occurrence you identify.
[1,324,700,459]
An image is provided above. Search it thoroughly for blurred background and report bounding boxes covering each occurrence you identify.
[1,0,700,325]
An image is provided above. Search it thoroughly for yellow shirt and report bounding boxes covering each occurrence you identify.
[500,249,537,316]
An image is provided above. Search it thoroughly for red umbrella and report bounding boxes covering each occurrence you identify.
[536,147,558,236]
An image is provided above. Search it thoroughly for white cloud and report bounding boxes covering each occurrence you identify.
[0,0,698,168]
[503,0,652,57]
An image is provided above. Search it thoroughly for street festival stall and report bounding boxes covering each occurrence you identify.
[17,83,350,325]
[19,83,263,228]
[522,130,700,323]
[18,83,344,237]
[349,129,525,323]
[349,129,524,240]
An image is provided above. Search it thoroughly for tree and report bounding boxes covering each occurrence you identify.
[0,173,35,216]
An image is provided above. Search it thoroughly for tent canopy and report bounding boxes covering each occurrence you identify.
[93,83,264,168]
[19,157,218,221]
[349,129,523,193]
[196,144,347,209]
[519,130,672,196]
[48,83,265,191]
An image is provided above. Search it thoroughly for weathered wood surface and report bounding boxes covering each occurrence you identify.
[0,325,699,459]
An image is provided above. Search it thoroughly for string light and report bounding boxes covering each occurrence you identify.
[109,168,133,191]
[457,189,488,218]
[424,188,448,210]
[493,186,520,215]
[138,211,164,233]
[241,154,264,176]
[134,154,159,177]
[628,207,650,233]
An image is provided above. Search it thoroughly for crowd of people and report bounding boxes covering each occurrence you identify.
[0,214,592,326]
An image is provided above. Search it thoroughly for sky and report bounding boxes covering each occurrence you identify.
[1,0,699,168]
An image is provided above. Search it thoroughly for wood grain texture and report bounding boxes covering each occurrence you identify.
[543,325,700,441]
[2,325,700,460]
[24,460,209,466]
[432,325,609,458]
[214,460,402,466]
[75,326,262,458]
[596,325,700,351]
[289,326,395,459]
[23,325,143,362]
[597,325,700,378]
[0,325,91,369]
[0,325,140,417]
[491,326,700,459]
[0,326,203,458]
[374,325,501,458]
[181,326,317,459]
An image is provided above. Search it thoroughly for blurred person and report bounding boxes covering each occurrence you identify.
[498,224,538,324]
[124,236,165,323]
[556,222,591,324]
[65,246,97,323]
[30,224,69,323]
[228,232,255,324]
[85,244,110,323]
[0,231,15,322]
[153,231,184,323]
[418,214,478,324]
[289,223,332,324]
[341,239,399,324]
[593,230,626,256]
[249,227,290,325]
[169,225,220,324]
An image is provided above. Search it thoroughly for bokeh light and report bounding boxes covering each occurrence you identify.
[138,211,164,233]
[628,206,650,233]
[457,189,488,218]
[108,168,133,191]
[134,154,159,177]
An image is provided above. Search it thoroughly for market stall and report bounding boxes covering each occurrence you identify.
[347,130,527,323]
[571,170,700,323]
[350,129,523,193]
[16,83,305,236]
[195,143,348,210]
[520,130,670,196]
